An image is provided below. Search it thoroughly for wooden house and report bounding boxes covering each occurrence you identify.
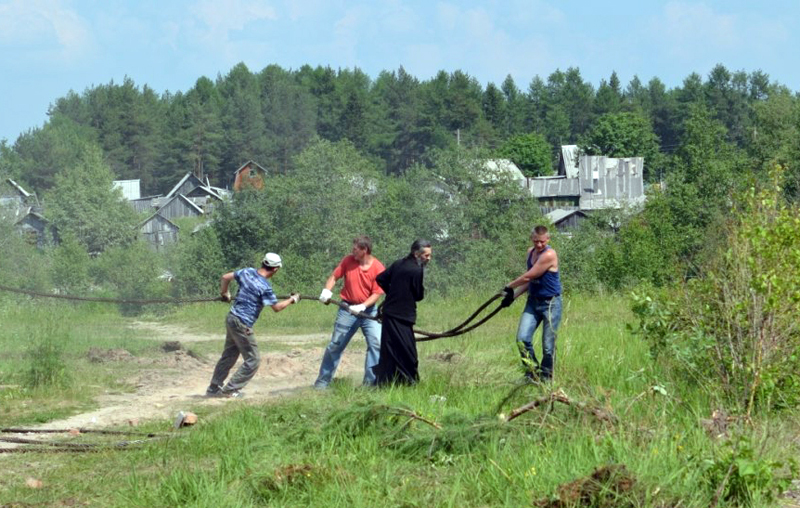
[0,178,38,208]
[166,173,208,199]
[139,213,179,251]
[158,194,204,220]
[232,160,268,191]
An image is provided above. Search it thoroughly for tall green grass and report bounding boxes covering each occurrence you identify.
[0,293,797,507]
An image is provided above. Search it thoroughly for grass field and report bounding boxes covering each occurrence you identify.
[0,293,797,507]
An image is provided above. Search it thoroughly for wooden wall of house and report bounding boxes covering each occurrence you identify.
[159,196,202,220]
[233,166,265,191]
[140,215,179,251]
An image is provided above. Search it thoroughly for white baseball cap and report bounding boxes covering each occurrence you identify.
[262,252,282,268]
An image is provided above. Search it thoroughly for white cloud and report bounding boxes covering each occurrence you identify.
[654,2,739,56]
[192,0,277,38]
[423,3,555,84]
[0,0,91,61]
[378,0,418,34]
[282,0,330,22]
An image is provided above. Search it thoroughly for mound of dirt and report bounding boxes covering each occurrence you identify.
[150,350,208,368]
[161,341,183,352]
[86,348,134,363]
[535,465,638,508]
[429,350,462,363]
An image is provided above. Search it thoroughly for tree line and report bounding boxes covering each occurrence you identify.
[2,63,798,199]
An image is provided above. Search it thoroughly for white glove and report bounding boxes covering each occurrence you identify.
[319,288,332,302]
[290,293,300,304]
[348,304,366,315]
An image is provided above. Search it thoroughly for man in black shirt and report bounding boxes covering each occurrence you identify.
[373,239,432,385]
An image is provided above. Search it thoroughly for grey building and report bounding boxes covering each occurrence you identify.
[139,213,179,251]
[530,145,645,231]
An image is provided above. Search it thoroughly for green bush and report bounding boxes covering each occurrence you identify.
[632,167,800,413]
[702,434,797,506]
[25,336,71,389]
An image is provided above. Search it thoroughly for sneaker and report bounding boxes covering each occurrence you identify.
[205,385,224,397]
[225,390,244,399]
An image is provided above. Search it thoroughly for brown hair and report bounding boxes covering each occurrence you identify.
[532,225,549,236]
[353,235,372,254]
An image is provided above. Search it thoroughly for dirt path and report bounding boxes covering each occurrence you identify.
[1,322,362,448]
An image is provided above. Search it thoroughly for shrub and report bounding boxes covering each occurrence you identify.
[632,167,800,414]
[702,434,797,506]
[25,336,70,389]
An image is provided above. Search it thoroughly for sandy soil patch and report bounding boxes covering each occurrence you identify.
[1,321,371,450]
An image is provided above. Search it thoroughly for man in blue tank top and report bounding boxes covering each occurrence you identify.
[501,225,562,381]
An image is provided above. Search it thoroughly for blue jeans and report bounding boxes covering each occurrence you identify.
[315,305,381,387]
[516,295,562,380]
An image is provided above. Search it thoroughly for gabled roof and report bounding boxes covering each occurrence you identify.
[162,194,205,215]
[165,172,207,199]
[6,178,32,198]
[140,212,179,227]
[545,208,586,225]
[483,159,525,181]
[207,185,231,198]
[186,185,224,200]
[14,206,47,224]
[233,160,268,176]
[559,145,580,178]
[112,179,141,200]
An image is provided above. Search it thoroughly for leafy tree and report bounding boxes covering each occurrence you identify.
[498,132,553,177]
[93,240,170,314]
[634,168,800,412]
[749,87,800,198]
[49,234,91,293]
[45,145,139,253]
[10,114,97,191]
[580,112,661,180]
[169,225,226,297]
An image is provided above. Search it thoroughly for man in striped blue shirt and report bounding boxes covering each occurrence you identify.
[206,252,299,398]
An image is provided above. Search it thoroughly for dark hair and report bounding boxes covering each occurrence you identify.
[353,235,372,254]
[261,262,279,271]
[407,239,431,259]
[532,225,549,236]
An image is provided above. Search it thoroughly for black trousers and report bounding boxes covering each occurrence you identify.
[373,315,418,385]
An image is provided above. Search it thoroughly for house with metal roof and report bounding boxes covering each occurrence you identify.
[481,159,527,187]
[112,179,141,200]
[531,146,645,231]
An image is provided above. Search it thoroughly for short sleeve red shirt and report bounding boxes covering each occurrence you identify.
[333,255,385,304]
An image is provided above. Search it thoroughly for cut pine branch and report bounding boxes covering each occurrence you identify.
[505,389,617,424]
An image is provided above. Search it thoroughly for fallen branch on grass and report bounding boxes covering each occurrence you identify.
[505,389,617,425]
[384,406,442,430]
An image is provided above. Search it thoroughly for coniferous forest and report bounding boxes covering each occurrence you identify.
[2,63,797,196]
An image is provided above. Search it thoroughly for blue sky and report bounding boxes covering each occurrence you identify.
[1,0,797,143]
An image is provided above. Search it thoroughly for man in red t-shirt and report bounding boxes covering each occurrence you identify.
[314,235,385,388]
